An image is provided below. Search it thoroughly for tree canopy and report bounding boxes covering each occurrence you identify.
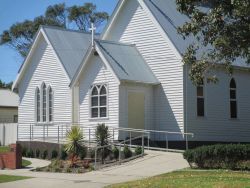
[176,0,250,84]
[0,80,13,89]
[0,3,108,58]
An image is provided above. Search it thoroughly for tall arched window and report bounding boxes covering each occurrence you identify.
[230,78,237,118]
[48,86,53,122]
[42,83,47,122]
[36,87,40,122]
[90,84,107,118]
[197,80,205,117]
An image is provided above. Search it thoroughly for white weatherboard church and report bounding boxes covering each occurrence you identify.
[13,0,250,143]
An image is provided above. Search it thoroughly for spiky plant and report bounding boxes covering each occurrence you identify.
[65,126,85,166]
[95,123,111,164]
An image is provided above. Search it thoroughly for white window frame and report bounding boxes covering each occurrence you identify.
[196,81,205,117]
[89,83,108,119]
[47,86,53,122]
[229,78,237,119]
[35,87,41,122]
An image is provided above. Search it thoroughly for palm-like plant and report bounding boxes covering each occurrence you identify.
[65,126,85,165]
[95,123,111,164]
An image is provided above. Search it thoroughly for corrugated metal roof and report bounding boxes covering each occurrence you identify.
[42,26,93,79]
[95,40,159,84]
[144,0,248,68]
[0,89,19,107]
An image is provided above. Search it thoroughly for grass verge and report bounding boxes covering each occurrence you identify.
[107,170,250,188]
[0,146,9,153]
[0,175,31,183]
[22,159,32,168]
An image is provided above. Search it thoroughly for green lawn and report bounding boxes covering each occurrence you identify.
[107,170,250,188]
[22,159,32,167]
[0,175,31,183]
[0,146,10,153]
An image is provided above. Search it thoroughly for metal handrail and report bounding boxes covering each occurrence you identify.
[17,122,194,150]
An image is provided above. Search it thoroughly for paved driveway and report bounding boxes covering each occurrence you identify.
[0,150,189,188]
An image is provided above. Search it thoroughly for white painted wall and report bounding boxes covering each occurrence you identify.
[78,54,119,138]
[0,123,17,146]
[105,0,184,140]
[186,67,250,142]
[18,35,72,138]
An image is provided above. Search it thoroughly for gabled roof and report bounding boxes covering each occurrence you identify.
[13,26,95,90]
[70,40,159,87]
[95,40,159,84]
[0,89,18,107]
[42,26,93,79]
[143,0,249,68]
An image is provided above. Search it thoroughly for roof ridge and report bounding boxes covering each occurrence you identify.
[95,39,135,47]
[41,25,100,35]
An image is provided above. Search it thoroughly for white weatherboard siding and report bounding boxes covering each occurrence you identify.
[18,35,72,138]
[78,55,119,138]
[186,68,250,142]
[105,0,184,140]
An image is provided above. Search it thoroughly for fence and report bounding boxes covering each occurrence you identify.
[0,123,18,146]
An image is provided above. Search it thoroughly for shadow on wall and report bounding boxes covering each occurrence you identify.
[153,84,183,141]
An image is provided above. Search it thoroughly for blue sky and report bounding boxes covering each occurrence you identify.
[0,0,117,83]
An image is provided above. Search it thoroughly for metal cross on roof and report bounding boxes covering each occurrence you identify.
[89,22,96,48]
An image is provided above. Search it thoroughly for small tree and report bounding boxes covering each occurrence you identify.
[95,123,111,164]
[65,126,85,166]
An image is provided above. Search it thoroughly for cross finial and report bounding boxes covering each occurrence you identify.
[89,22,96,48]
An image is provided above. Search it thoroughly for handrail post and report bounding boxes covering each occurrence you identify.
[119,145,121,164]
[30,124,31,141]
[129,131,131,148]
[88,128,90,147]
[166,133,168,149]
[113,128,115,142]
[94,148,97,170]
[147,133,150,150]
[185,134,188,150]
[43,124,45,141]
[142,135,144,155]
[58,125,60,144]
[17,124,19,141]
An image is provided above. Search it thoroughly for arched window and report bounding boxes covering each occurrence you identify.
[90,84,107,118]
[42,83,47,122]
[197,80,205,117]
[36,87,40,122]
[230,78,237,118]
[48,86,53,122]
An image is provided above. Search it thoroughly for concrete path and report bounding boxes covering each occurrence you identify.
[0,151,189,188]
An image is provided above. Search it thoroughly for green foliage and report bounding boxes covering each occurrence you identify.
[35,149,40,158]
[123,145,132,159]
[42,150,48,159]
[0,3,108,58]
[183,144,250,170]
[22,159,32,167]
[60,148,68,160]
[135,146,143,155]
[21,147,27,157]
[0,80,13,89]
[95,123,111,164]
[112,146,119,160]
[26,149,34,158]
[176,0,250,84]
[51,150,58,159]
[65,126,85,160]
[79,146,87,160]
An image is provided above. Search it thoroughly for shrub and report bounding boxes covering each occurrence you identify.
[27,149,34,158]
[60,149,68,160]
[35,149,40,158]
[135,146,143,155]
[79,146,87,160]
[51,150,58,159]
[42,150,48,159]
[183,144,250,170]
[112,146,119,160]
[22,147,27,157]
[123,145,132,159]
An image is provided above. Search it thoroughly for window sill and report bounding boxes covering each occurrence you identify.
[89,117,109,121]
